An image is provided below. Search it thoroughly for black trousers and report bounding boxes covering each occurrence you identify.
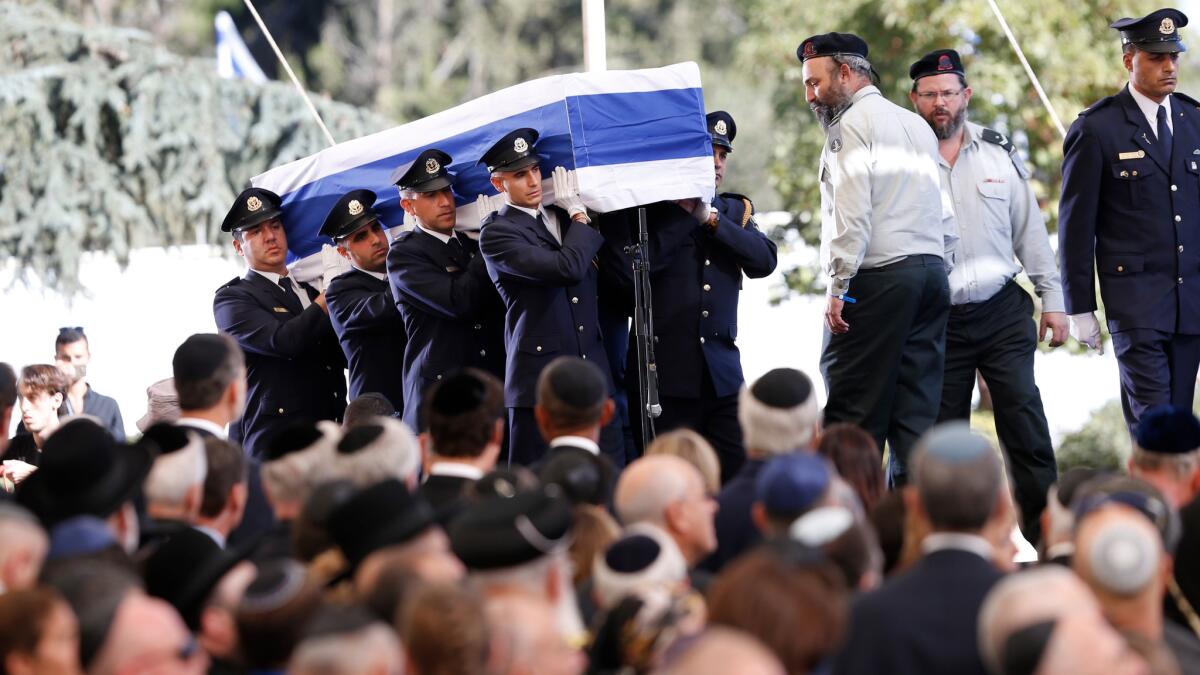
[821,255,950,488]
[507,406,626,469]
[1111,328,1200,434]
[937,280,1057,545]
[642,363,746,485]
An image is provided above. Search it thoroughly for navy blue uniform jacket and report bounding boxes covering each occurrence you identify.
[213,271,347,457]
[326,268,407,409]
[479,205,613,408]
[1059,85,1200,334]
[386,228,505,430]
[604,197,777,398]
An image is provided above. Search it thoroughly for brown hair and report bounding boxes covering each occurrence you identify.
[646,429,722,495]
[569,504,620,586]
[200,437,248,519]
[398,583,490,675]
[17,365,68,401]
[0,587,67,670]
[425,369,505,458]
[707,545,848,674]
[818,423,884,512]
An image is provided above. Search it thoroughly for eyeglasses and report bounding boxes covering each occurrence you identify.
[914,89,964,102]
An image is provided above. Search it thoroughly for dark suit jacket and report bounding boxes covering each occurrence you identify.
[173,422,276,549]
[699,458,765,573]
[326,268,407,408]
[386,228,505,431]
[833,548,1004,675]
[213,271,347,458]
[479,205,612,408]
[603,197,776,398]
[1060,86,1200,334]
[418,473,475,523]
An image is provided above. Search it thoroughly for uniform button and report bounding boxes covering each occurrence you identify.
[436,374,443,380]
[571,296,579,304]
[577,325,585,332]
[278,408,285,414]
[703,284,711,292]
[702,310,710,318]
[333,392,338,398]
[325,366,332,371]
[479,349,487,357]
[536,345,543,352]
[474,323,482,330]
[1117,265,1125,272]
[1176,215,1183,223]
[1172,184,1179,192]
[704,259,711,266]
[654,336,660,343]
[1132,170,1138,176]
[1179,277,1185,284]
[582,354,587,359]
[700,337,706,344]
[1180,245,1186,254]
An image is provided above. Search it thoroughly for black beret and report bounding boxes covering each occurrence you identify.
[390,148,454,193]
[478,128,541,174]
[328,479,436,569]
[222,187,283,233]
[262,422,325,463]
[319,189,380,241]
[543,356,607,410]
[429,370,488,416]
[797,32,869,62]
[172,333,235,384]
[449,485,572,570]
[1112,8,1188,53]
[1136,405,1200,455]
[749,368,814,408]
[706,111,736,151]
[909,48,965,81]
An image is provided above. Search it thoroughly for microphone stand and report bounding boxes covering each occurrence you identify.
[626,207,662,451]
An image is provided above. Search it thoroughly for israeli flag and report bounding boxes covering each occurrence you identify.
[251,62,715,264]
[215,11,267,84]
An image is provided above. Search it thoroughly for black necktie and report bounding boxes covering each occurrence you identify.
[277,276,302,311]
[448,236,466,266]
[1158,104,1173,163]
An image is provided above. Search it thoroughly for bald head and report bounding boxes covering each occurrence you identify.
[660,628,785,675]
[614,455,717,564]
[485,592,584,675]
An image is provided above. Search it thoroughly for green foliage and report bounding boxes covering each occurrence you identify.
[1055,400,1129,473]
[0,2,390,292]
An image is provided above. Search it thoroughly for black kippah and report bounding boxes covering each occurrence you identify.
[263,423,323,462]
[1001,620,1056,675]
[139,422,191,455]
[337,425,384,455]
[173,334,230,381]
[431,371,487,416]
[750,368,812,408]
[547,358,606,409]
[605,535,661,573]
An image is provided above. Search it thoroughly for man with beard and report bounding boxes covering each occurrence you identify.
[322,189,407,411]
[908,49,1064,545]
[1060,8,1200,434]
[799,32,956,487]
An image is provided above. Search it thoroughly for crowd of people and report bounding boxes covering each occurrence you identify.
[5,6,1200,674]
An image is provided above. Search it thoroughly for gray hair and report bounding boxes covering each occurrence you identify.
[1131,446,1200,480]
[912,425,1004,532]
[289,623,403,675]
[830,53,875,83]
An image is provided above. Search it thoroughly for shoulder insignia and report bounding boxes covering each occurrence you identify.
[218,277,242,290]
[1078,95,1116,117]
[1173,91,1200,110]
[719,192,755,227]
[980,127,1030,180]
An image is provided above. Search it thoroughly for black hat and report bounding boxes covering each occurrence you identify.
[142,528,252,630]
[471,466,540,499]
[1136,405,1200,455]
[478,128,541,174]
[328,479,436,570]
[222,187,283,233]
[262,421,329,464]
[17,418,154,527]
[797,32,869,62]
[429,370,488,416]
[449,484,572,570]
[706,111,736,151]
[319,189,380,241]
[1112,9,1188,53]
[909,48,966,81]
[538,446,614,506]
[543,356,607,410]
[390,148,454,193]
[750,367,814,409]
[173,333,235,384]
[140,422,193,456]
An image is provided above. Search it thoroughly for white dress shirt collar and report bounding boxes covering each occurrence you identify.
[1129,85,1173,136]
[249,269,310,309]
[352,266,388,281]
[549,435,600,456]
[921,532,994,561]
[194,525,226,549]
[427,462,485,481]
[416,224,456,245]
[176,417,228,439]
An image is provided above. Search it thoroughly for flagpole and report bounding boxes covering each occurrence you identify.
[241,0,337,147]
[582,0,607,72]
[985,0,1067,138]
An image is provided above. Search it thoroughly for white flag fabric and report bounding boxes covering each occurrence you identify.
[215,11,267,84]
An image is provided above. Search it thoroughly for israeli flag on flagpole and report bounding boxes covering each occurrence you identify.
[251,62,714,266]
[215,11,268,83]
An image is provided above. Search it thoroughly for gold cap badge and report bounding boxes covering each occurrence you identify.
[246,195,262,212]
[514,137,529,153]
[714,120,728,135]
[1162,18,1176,34]
[425,158,440,174]
[348,199,363,216]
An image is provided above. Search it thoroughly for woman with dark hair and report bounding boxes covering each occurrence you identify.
[817,423,884,513]
[0,587,82,675]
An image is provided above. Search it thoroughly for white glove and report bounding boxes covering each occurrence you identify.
[1069,312,1104,354]
[318,244,349,289]
[691,200,713,225]
[552,166,587,219]
[475,193,501,226]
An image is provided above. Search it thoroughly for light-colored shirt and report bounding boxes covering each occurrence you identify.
[819,86,958,297]
[506,200,562,243]
[427,462,485,480]
[921,532,994,561]
[176,417,228,439]
[194,525,226,549]
[416,224,457,245]
[1129,86,1173,137]
[940,122,1064,312]
[352,266,388,282]
[549,435,600,456]
[250,269,311,310]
